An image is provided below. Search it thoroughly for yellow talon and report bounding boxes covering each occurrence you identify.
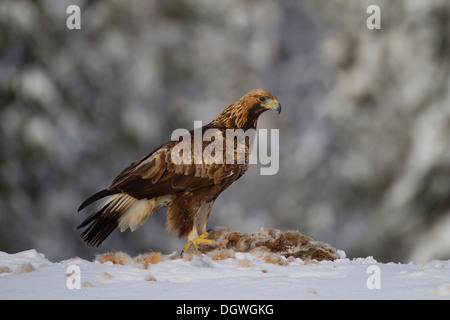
[182,232,215,252]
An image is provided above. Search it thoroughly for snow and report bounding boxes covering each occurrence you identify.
[1,249,450,300]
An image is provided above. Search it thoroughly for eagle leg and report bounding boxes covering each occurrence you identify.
[182,232,215,253]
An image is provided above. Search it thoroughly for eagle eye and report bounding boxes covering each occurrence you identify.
[258,96,267,102]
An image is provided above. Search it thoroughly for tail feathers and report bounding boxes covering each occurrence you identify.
[76,194,171,247]
[78,206,121,247]
[78,189,114,212]
[77,193,135,247]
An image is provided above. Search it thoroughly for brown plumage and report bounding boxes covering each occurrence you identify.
[76,89,281,248]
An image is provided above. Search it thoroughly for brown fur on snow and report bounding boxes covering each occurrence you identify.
[197,227,339,262]
[94,228,339,264]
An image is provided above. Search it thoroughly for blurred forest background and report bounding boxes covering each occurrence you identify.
[1,0,449,263]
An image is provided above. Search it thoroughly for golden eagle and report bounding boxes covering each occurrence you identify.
[77,89,281,251]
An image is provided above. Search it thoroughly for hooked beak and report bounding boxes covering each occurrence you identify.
[274,100,282,114]
[270,99,282,114]
[261,97,282,114]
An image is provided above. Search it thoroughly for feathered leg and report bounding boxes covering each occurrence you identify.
[182,200,215,252]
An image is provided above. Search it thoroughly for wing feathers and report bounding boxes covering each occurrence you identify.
[151,163,167,183]
[78,125,251,246]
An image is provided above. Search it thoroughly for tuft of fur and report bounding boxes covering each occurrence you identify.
[145,276,157,281]
[96,251,167,268]
[134,252,163,269]
[102,272,114,279]
[82,281,94,288]
[207,248,236,260]
[0,266,12,274]
[237,258,252,268]
[264,253,288,266]
[19,263,35,273]
[96,251,133,265]
[2,263,36,274]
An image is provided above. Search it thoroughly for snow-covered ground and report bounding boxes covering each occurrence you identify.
[1,249,450,300]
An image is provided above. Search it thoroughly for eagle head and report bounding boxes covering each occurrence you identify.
[213,89,281,130]
[246,88,282,115]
